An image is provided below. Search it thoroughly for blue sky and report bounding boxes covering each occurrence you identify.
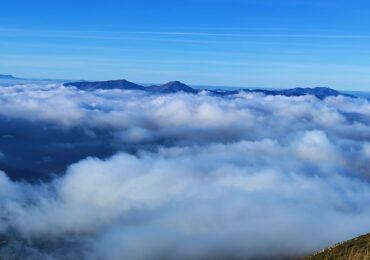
[1,0,370,90]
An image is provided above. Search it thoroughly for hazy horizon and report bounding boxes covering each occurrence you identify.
[3,73,370,94]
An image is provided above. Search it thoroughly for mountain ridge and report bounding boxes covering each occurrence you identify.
[0,74,18,80]
[64,79,354,99]
[64,79,146,90]
[146,81,198,93]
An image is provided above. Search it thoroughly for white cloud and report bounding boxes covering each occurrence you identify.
[2,137,370,259]
[0,82,370,259]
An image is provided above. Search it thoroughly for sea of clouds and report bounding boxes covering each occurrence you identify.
[0,82,370,259]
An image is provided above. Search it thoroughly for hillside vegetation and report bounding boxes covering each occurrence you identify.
[308,233,370,260]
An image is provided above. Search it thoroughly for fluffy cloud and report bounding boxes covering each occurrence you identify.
[0,82,370,259]
[0,84,369,145]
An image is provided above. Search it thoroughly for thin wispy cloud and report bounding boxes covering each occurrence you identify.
[2,27,370,40]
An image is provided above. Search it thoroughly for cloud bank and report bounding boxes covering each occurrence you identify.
[0,82,370,259]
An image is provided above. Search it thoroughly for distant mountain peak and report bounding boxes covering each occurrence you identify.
[0,74,17,80]
[146,81,197,93]
[64,79,146,90]
[276,86,346,99]
[168,80,181,84]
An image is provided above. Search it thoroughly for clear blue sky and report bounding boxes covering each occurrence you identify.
[1,0,370,90]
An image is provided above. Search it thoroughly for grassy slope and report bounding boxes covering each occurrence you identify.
[308,233,370,260]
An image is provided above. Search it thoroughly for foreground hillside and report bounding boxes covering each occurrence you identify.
[308,233,370,259]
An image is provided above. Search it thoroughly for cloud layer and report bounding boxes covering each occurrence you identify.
[0,82,370,259]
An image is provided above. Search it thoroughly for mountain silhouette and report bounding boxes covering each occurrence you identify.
[64,79,353,99]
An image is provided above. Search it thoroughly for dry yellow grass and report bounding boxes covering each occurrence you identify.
[308,233,370,260]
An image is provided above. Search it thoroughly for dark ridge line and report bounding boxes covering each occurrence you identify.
[64,78,355,99]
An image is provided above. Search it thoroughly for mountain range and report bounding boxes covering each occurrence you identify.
[0,74,354,99]
[65,79,353,99]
